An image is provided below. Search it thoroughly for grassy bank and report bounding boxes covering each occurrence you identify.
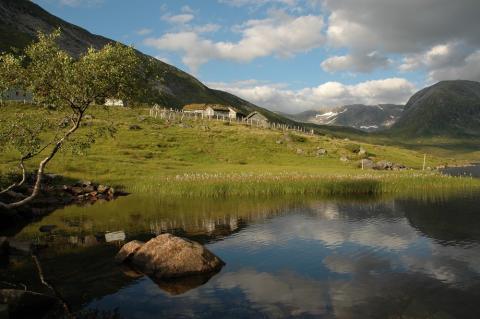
[1,104,479,198]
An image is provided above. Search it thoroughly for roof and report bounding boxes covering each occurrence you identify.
[183,103,231,111]
[246,111,268,121]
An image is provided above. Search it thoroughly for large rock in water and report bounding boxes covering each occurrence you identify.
[116,234,225,279]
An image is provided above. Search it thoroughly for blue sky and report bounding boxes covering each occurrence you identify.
[33,0,480,113]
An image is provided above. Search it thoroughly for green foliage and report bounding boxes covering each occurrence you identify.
[0,30,143,199]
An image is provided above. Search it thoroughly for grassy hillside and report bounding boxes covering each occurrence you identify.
[0,0,295,124]
[1,104,478,197]
[390,80,480,137]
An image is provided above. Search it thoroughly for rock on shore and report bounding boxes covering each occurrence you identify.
[116,234,225,279]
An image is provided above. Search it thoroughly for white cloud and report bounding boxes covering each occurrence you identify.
[321,51,391,73]
[194,24,221,34]
[209,77,416,113]
[321,0,480,74]
[145,12,325,72]
[136,28,153,36]
[161,13,195,25]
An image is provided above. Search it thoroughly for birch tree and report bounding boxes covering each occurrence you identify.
[0,30,142,211]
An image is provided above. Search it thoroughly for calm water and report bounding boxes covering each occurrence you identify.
[441,164,480,178]
[2,192,480,319]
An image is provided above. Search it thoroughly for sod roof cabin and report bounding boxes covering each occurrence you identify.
[182,103,245,119]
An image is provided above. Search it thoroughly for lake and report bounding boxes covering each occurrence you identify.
[2,192,480,319]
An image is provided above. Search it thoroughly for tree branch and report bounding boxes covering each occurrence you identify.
[0,111,84,210]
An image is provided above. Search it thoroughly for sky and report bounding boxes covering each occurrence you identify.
[33,0,480,113]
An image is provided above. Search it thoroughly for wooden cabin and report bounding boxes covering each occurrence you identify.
[183,103,245,119]
[245,111,269,126]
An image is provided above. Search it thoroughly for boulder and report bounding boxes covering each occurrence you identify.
[115,240,144,263]
[359,159,374,169]
[118,234,225,279]
[340,156,349,162]
[374,160,393,170]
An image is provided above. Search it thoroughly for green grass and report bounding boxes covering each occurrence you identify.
[1,104,479,197]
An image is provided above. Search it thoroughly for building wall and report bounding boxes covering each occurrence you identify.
[2,89,33,102]
[105,99,125,107]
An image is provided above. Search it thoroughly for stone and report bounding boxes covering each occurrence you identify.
[276,140,283,144]
[81,181,92,187]
[359,159,374,169]
[121,234,225,279]
[374,160,393,170]
[316,148,327,156]
[392,163,407,171]
[359,147,367,156]
[97,185,109,194]
[340,156,349,162]
[115,240,145,263]
[0,289,56,318]
[83,185,95,193]
[296,148,304,155]
[8,240,31,255]
[70,186,84,195]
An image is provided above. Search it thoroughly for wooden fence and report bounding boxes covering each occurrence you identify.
[149,106,315,136]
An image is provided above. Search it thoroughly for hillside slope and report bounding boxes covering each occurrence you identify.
[286,104,404,132]
[390,80,480,137]
[0,0,290,123]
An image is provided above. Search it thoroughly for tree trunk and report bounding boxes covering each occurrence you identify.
[0,156,27,194]
[0,113,83,211]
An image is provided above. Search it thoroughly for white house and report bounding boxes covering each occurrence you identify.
[2,88,33,103]
[105,98,127,107]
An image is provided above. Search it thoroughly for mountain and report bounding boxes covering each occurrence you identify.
[390,80,480,137]
[285,104,405,132]
[0,0,290,124]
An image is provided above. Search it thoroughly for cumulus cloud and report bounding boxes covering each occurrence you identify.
[209,77,416,113]
[321,51,391,73]
[145,12,325,72]
[321,0,480,76]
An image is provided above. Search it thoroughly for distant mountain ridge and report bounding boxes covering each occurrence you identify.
[390,80,480,137]
[285,104,405,132]
[0,0,290,124]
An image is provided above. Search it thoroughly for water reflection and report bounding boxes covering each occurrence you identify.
[1,193,480,318]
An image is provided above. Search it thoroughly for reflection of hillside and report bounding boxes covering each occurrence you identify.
[14,196,312,243]
[400,194,480,243]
